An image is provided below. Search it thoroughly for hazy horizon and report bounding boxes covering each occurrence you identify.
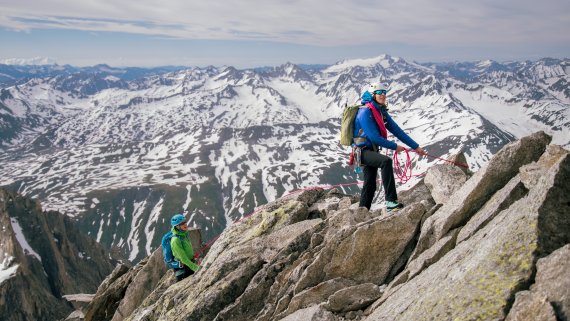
[1,54,568,70]
[1,0,568,68]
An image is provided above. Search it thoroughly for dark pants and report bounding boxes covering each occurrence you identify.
[359,149,398,210]
[175,265,195,282]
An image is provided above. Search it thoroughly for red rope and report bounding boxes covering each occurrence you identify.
[392,148,470,185]
[393,149,414,184]
[420,151,470,168]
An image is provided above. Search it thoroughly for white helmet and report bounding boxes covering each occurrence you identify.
[367,82,389,94]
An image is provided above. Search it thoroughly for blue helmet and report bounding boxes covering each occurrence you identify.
[170,214,186,227]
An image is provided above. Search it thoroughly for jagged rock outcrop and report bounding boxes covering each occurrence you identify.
[410,131,552,261]
[363,141,569,320]
[325,283,384,313]
[0,189,116,321]
[91,131,568,321]
[84,228,201,321]
[423,163,468,204]
[506,244,570,321]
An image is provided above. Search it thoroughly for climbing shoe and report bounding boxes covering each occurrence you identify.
[386,201,404,213]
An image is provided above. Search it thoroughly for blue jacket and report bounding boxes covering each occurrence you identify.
[353,91,419,151]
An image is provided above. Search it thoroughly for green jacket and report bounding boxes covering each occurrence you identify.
[171,227,200,272]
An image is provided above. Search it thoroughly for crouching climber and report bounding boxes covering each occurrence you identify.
[162,214,200,282]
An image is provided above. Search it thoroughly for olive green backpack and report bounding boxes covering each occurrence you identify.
[339,104,365,146]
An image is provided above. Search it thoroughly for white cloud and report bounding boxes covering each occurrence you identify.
[0,0,568,47]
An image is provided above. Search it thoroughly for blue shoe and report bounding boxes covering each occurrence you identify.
[386,201,404,212]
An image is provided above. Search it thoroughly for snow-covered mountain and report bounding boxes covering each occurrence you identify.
[0,63,188,88]
[0,57,57,66]
[0,54,568,262]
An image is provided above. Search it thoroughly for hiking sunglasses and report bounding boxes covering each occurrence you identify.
[373,90,388,95]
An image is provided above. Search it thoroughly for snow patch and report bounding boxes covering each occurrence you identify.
[62,294,95,302]
[0,263,19,286]
[104,75,121,82]
[10,217,42,262]
[144,198,164,255]
[127,199,147,261]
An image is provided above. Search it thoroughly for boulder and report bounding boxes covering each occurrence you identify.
[282,189,326,208]
[278,304,341,321]
[423,164,468,204]
[248,201,309,239]
[507,244,570,321]
[363,144,570,321]
[448,152,472,175]
[64,310,86,321]
[256,218,323,257]
[397,178,435,207]
[62,293,95,305]
[519,144,569,189]
[281,278,355,318]
[257,250,327,320]
[459,145,567,245]
[532,244,570,320]
[405,228,460,281]
[184,257,266,321]
[326,283,384,313]
[308,198,340,219]
[111,249,167,321]
[324,207,377,242]
[84,264,135,321]
[337,197,354,210]
[297,202,426,291]
[215,219,323,321]
[505,291,557,321]
[456,175,528,244]
[411,131,551,260]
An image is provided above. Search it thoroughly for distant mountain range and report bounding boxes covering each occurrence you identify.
[0,54,568,262]
[0,57,58,66]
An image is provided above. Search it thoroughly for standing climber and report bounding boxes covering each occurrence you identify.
[169,214,200,281]
[353,82,427,211]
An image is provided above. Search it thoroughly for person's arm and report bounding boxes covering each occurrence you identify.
[384,113,419,150]
[358,109,398,150]
[171,237,200,272]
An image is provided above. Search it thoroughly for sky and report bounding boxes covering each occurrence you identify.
[0,0,569,68]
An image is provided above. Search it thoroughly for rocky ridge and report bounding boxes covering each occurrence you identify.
[76,131,570,320]
[0,189,117,321]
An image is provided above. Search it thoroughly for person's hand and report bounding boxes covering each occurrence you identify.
[414,147,427,156]
[395,145,406,153]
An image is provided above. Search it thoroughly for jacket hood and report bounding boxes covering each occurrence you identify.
[361,90,374,103]
[171,227,187,237]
